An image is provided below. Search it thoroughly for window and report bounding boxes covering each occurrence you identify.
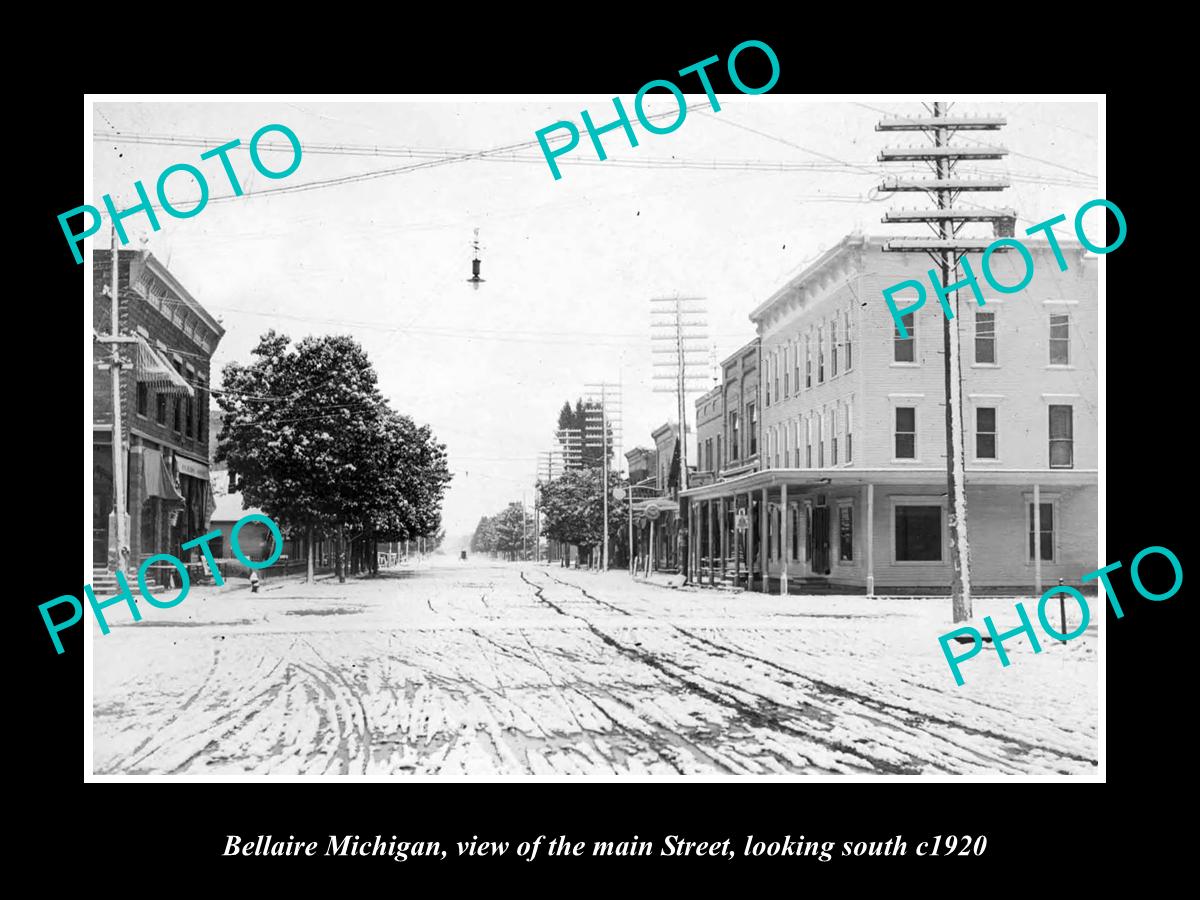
[894,313,915,363]
[895,505,943,562]
[172,397,181,432]
[793,341,800,392]
[136,383,148,417]
[156,393,167,425]
[817,326,825,383]
[976,407,997,459]
[805,335,812,388]
[845,401,853,463]
[831,408,838,466]
[774,426,780,469]
[1049,405,1073,468]
[844,311,853,371]
[717,434,723,469]
[830,318,839,377]
[1049,314,1070,365]
[895,407,916,459]
[805,418,812,468]
[1028,502,1055,562]
[784,345,790,397]
[185,397,194,437]
[976,311,996,364]
[730,412,740,461]
[774,353,780,402]
[748,403,757,456]
[817,412,825,468]
[765,360,771,406]
[198,391,206,442]
[839,504,853,561]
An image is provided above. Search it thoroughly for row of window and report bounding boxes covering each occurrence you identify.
[762,401,855,470]
[136,381,207,443]
[764,309,855,408]
[893,404,1074,468]
[760,498,1059,566]
[894,310,1074,366]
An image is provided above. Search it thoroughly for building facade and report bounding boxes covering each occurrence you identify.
[93,250,225,584]
[681,233,1098,596]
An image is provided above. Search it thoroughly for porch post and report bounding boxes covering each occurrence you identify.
[736,494,744,588]
[1033,483,1042,595]
[719,496,727,582]
[706,500,714,586]
[649,520,655,575]
[866,482,875,598]
[691,501,700,585]
[780,482,789,596]
[760,486,768,593]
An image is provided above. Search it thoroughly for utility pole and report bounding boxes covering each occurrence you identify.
[585,382,622,572]
[537,449,563,564]
[651,296,708,581]
[93,227,132,575]
[877,103,1011,623]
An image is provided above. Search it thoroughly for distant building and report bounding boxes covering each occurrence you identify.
[92,250,224,585]
[681,233,1098,596]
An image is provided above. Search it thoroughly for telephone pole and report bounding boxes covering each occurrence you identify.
[92,227,132,576]
[877,103,1012,623]
[585,381,622,572]
[650,296,708,580]
[536,449,564,564]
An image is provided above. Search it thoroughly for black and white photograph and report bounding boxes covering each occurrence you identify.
[83,93,1102,779]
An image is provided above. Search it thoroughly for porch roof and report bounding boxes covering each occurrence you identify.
[679,467,1098,501]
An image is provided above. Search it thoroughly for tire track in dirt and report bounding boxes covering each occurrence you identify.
[520,570,920,774]
[672,625,1098,768]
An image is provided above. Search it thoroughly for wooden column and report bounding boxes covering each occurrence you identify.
[719,497,727,582]
[866,483,875,598]
[760,487,769,593]
[688,500,696,581]
[780,483,789,596]
[1033,483,1042,595]
[707,500,715,586]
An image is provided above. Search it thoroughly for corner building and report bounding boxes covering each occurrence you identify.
[93,249,225,585]
[681,233,1098,595]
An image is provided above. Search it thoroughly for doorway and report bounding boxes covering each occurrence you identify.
[811,504,831,575]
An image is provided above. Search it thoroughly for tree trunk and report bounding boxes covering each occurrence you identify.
[306,523,315,584]
[337,524,346,583]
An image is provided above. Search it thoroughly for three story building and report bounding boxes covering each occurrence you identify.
[682,233,1098,596]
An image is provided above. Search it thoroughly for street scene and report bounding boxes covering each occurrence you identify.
[88,96,1101,778]
[93,557,1096,776]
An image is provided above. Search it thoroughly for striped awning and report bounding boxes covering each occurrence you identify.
[135,337,193,397]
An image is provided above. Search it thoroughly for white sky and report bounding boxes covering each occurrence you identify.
[91,97,1099,541]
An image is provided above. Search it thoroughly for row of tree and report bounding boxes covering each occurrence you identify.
[216,331,452,583]
[470,503,534,560]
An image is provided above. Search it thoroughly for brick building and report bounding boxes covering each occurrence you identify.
[92,249,225,584]
[681,233,1098,595]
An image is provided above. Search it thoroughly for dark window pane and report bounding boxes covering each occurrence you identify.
[1049,405,1073,438]
[896,434,915,459]
[975,338,994,364]
[896,407,915,432]
[977,407,996,432]
[977,434,996,459]
[1040,532,1053,560]
[840,507,853,560]
[896,506,941,561]
[1050,441,1073,467]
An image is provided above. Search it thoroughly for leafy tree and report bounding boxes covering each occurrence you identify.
[537,468,628,566]
[493,503,533,561]
[470,515,497,554]
[216,330,451,582]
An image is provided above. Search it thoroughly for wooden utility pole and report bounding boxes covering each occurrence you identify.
[103,227,129,576]
[878,103,1012,623]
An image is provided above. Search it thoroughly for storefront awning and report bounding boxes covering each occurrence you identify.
[135,337,194,398]
[143,448,186,502]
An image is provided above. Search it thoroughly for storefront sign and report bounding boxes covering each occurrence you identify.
[175,456,209,480]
